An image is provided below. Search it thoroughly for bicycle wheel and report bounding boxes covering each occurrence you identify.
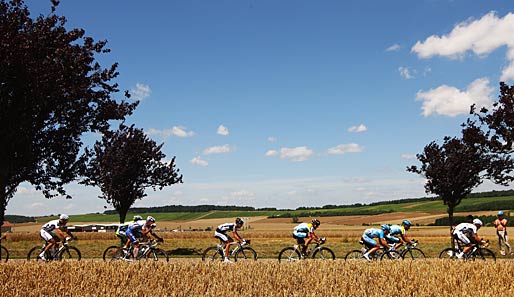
[401,248,426,260]
[278,247,301,263]
[380,250,402,260]
[202,246,223,262]
[439,248,459,259]
[27,246,46,261]
[103,246,126,261]
[235,247,257,262]
[57,246,81,261]
[475,248,496,262]
[0,246,8,262]
[312,247,335,260]
[143,248,169,262]
[344,250,366,261]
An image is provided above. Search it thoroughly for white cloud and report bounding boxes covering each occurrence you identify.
[348,124,368,133]
[416,77,494,117]
[147,126,195,139]
[203,144,232,155]
[217,124,229,136]
[267,136,277,143]
[412,11,514,82]
[401,154,417,160]
[191,157,208,167]
[131,83,151,100]
[327,143,364,155]
[386,44,401,52]
[280,146,314,162]
[399,66,415,79]
[265,150,278,157]
[230,190,255,198]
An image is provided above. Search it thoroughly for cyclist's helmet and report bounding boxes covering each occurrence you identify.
[133,215,143,221]
[402,220,412,227]
[381,224,391,232]
[59,214,69,221]
[235,218,244,225]
[146,216,156,223]
[312,219,321,228]
[473,218,483,226]
[498,211,505,216]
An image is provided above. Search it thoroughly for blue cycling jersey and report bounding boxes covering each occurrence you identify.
[363,228,385,239]
[389,225,405,236]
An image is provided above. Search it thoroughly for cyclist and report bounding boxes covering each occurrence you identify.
[387,220,415,250]
[125,216,163,259]
[493,211,512,255]
[292,219,321,257]
[453,218,485,259]
[214,218,245,263]
[361,224,391,261]
[116,215,143,247]
[38,214,76,260]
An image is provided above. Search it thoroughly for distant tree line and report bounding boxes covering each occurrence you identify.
[103,205,259,214]
[4,215,35,223]
[432,214,513,227]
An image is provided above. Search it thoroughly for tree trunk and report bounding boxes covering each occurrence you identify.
[0,180,6,261]
[447,205,455,247]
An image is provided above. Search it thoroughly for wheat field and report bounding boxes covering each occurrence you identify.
[1,260,513,296]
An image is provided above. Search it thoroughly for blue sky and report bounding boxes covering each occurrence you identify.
[8,0,514,216]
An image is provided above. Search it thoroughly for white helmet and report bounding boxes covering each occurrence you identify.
[473,218,483,226]
[59,214,69,221]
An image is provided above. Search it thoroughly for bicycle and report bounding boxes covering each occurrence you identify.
[0,244,8,262]
[202,239,257,262]
[27,237,81,261]
[278,237,335,262]
[344,240,401,261]
[439,239,496,261]
[103,239,169,262]
[397,240,426,260]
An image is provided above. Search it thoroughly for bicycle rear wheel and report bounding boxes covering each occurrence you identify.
[235,247,257,262]
[27,246,46,261]
[57,246,81,261]
[103,246,126,261]
[439,248,459,259]
[312,247,335,260]
[0,246,8,262]
[344,250,366,261]
[278,247,301,263]
[401,248,426,260]
[380,250,401,260]
[202,246,223,262]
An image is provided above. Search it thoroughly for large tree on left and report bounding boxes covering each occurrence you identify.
[0,0,137,226]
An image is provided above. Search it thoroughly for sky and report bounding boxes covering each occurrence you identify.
[7,0,514,216]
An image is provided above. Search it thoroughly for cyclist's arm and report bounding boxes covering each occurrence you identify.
[232,231,244,243]
[308,232,319,242]
[400,233,412,244]
[379,237,389,248]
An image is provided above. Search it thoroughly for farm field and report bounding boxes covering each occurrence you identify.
[1,260,514,296]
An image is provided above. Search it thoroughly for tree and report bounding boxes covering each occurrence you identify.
[0,0,136,231]
[407,136,492,229]
[81,124,183,223]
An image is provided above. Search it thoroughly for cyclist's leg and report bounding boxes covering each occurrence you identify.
[362,235,379,259]
[40,230,57,256]
[214,231,231,258]
[456,232,472,257]
[293,232,307,253]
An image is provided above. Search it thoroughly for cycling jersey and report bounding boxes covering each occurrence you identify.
[453,222,478,245]
[126,220,147,242]
[389,225,405,236]
[216,223,238,234]
[362,228,386,248]
[293,223,314,234]
[41,219,66,232]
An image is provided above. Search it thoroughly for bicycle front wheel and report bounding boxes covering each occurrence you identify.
[202,246,223,262]
[27,246,46,261]
[401,248,426,260]
[103,246,125,261]
[0,246,8,262]
[312,247,335,260]
[278,247,301,263]
[476,248,496,262]
[143,248,169,262]
[235,247,257,262]
[57,246,81,261]
[380,250,402,261]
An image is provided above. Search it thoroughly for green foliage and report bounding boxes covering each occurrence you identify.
[4,215,35,223]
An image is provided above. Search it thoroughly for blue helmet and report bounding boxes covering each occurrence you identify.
[381,224,391,232]
[498,211,505,216]
[402,220,412,227]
